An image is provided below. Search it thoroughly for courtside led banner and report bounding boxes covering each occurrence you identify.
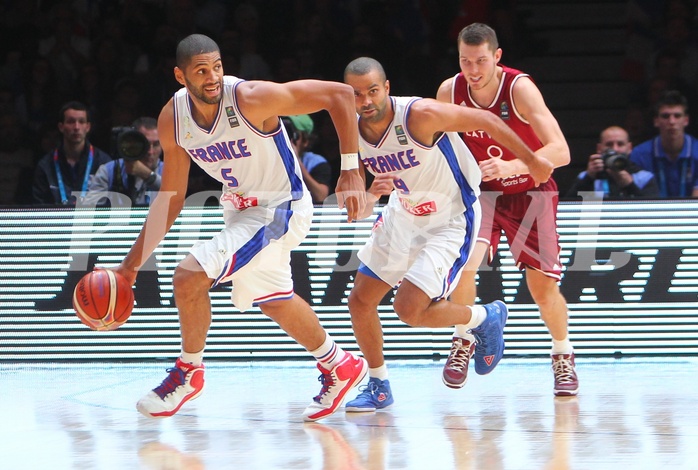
[1,198,697,361]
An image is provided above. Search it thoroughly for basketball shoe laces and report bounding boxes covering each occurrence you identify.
[473,329,490,353]
[448,339,472,372]
[552,357,576,384]
[353,380,379,399]
[313,369,336,403]
[153,367,187,399]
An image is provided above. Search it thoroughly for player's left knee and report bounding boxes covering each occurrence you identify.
[173,266,205,292]
[393,297,425,326]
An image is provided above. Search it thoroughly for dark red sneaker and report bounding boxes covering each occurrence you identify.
[442,337,476,389]
[551,353,579,396]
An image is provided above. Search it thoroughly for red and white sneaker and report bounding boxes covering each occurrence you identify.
[551,353,579,396]
[442,336,476,389]
[137,358,205,418]
[303,353,368,422]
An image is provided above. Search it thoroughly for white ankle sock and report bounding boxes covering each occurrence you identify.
[464,305,487,329]
[369,364,389,381]
[552,337,573,355]
[180,348,204,367]
[310,334,345,370]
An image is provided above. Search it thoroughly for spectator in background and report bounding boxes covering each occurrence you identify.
[234,3,272,80]
[630,90,698,197]
[138,24,182,118]
[654,16,698,97]
[643,49,698,118]
[85,116,163,207]
[37,2,91,97]
[566,126,659,199]
[20,57,66,138]
[0,112,34,205]
[282,114,332,204]
[107,78,145,130]
[32,101,112,205]
[624,102,653,145]
[313,111,343,190]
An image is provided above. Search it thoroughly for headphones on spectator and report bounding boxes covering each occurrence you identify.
[280,117,300,143]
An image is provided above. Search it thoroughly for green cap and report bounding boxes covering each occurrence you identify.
[287,114,314,134]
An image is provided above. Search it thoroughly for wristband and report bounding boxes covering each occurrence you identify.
[340,152,359,171]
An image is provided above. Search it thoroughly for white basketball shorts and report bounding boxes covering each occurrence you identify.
[358,202,481,300]
[190,194,312,311]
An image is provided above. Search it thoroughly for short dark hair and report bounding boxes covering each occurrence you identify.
[654,90,689,116]
[457,23,499,51]
[132,116,157,130]
[58,101,89,123]
[344,57,386,81]
[176,34,220,69]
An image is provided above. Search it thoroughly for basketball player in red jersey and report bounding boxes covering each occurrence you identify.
[436,23,578,396]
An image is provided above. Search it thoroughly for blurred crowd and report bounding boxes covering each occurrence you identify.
[1,0,697,206]
[622,0,698,143]
[0,0,543,206]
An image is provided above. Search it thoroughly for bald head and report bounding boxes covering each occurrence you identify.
[597,126,632,155]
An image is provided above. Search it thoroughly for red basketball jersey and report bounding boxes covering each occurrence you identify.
[451,66,547,194]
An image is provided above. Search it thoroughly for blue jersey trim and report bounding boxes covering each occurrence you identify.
[274,131,304,201]
[437,137,476,296]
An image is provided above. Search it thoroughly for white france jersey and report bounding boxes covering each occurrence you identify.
[359,96,481,219]
[173,75,305,210]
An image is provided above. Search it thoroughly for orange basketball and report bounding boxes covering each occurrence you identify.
[73,269,134,331]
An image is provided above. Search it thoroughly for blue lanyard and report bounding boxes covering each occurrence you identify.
[53,145,94,204]
[652,137,690,197]
[600,178,610,196]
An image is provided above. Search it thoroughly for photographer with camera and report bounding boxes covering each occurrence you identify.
[86,117,163,207]
[32,101,112,205]
[566,126,659,199]
[630,90,698,198]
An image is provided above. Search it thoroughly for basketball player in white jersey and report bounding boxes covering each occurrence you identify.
[341,57,553,411]
[113,34,368,422]
[437,23,577,397]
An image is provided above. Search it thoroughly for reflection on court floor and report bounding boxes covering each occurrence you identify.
[2,358,696,469]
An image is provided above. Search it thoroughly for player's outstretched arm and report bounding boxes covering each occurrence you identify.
[117,102,191,285]
[409,99,553,184]
[236,79,365,221]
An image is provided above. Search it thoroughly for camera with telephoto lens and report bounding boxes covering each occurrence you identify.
[110,127,149,161]
[600,148,629,171]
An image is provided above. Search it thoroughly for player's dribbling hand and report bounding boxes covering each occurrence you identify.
[335,170,367,222]
[112,263,137,287]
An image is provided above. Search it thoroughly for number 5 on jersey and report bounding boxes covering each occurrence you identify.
[221,168,238,187]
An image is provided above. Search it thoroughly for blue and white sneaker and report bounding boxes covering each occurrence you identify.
[344,377,394,412]
[472,300,508,375]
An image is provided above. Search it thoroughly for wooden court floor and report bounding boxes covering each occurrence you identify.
[1,357,696,470]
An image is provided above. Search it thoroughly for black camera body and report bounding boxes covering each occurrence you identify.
[601,149,629,171]
[110,127,149,161]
